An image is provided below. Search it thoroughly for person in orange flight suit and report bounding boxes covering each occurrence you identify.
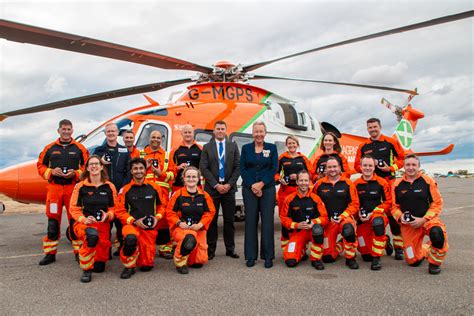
[353,155,391,271]
[115,158,167,279]
[170,125,202,193]
[312,132,351,181]
[354,118,405,260]
[141,130,176,259]
[37,119,89,266]
[313,157,360,269]
[392,155,448,275]
[275,135,313,252]
[280,170,328,270]
[69,155,118,283]
[122,130,141,159]
[166,166,216,274]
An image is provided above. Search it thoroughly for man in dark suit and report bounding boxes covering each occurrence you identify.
[200,120,240,260]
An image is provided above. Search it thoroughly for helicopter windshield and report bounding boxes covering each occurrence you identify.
[80,118,134,153]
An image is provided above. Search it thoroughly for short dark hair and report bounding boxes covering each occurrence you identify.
[361,154,375,164]
[122,129,134,136]
[130,157,147,170]
[296,169,311,180]
[366,118,381,126]
[58,119,72,128]
[214,120,227,128]
[326,156,340,166]
[405,154,420,163]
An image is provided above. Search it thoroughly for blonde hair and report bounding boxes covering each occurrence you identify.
[286,135,299,147]
[252,121,267,132]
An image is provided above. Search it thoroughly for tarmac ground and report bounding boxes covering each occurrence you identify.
[0,178,472,314]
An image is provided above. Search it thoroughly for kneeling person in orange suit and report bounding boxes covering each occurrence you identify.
[280,170,328,270]
[392,155,448,275]
[354,155,391,271]
[313,157,360,269]
[166,166,216,274]
[70,155,118,283]
[115,158,167,279]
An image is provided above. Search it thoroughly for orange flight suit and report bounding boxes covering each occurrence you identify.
[275,152,314,251]
[166,188,215,268]
[37,138,89,255]
[280,191,328,263]
[115,180,166,269]
[392,173,448,266]
[353,175,391,258]
[141,145,176,254]
[70,180,118,271]
[313,175,360,260]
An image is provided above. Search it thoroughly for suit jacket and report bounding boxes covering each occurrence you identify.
[240,141,278,189]
[200,138,240,197]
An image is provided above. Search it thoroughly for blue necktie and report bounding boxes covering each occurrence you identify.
[218,141,225,180]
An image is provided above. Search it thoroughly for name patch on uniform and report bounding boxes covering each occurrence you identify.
[414,189,422,193]
[99,192,107,195]
[145,195,153,199]
[118,148,128,153]
[196,203,203,206]
[370,191,378,195]
[69,152,77,155]
[337,189,345,193]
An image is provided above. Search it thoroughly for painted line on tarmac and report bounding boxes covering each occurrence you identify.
[0,251,71,260]
[445,205,474,211]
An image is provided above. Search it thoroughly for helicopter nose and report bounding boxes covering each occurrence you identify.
[0,165,19,200]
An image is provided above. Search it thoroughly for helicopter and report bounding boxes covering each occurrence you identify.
[0,11,470,208]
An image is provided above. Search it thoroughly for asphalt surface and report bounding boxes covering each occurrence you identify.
[0,178,473,315]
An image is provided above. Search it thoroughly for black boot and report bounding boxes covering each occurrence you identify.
[80,270,92,283]
[428,263,441,275]
[394,248,404,260]
[311,260,325,270]
[345,258,359,269]
[385,235,394,256]
[92,261,106,273]
[39,254,56,266]
[139,266,153,272]
[371,257,382,271]
[176,266,189,274]
[120,268,136,279]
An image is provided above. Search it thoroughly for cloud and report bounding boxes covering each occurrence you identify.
[44,74,68,95]
[0,1,472,171]
[351,62,408,85]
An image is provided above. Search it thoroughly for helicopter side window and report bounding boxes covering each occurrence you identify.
[195,130,214,146]
[136,123,169,151]
[229,133,253,153]
[279,103,307,131]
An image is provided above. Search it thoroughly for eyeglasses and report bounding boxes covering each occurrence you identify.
[88,162,101,166]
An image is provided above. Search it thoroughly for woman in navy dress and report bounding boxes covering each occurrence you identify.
[240,121,278,268]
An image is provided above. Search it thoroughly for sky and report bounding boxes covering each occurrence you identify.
[1,0,473,172]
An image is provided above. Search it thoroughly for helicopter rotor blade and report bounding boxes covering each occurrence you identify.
[252,75,418,95]
[0,19,212,73]
[0,78,194,121]
[244,10,474,72]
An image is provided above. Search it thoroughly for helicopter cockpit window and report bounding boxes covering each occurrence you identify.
[195,130,213,146]
[230,133,253,152]
[136,123,169,150]
[80,118,134,152]
[80,127,105,154]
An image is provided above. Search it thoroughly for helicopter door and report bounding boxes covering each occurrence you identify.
[135,121,170,151]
